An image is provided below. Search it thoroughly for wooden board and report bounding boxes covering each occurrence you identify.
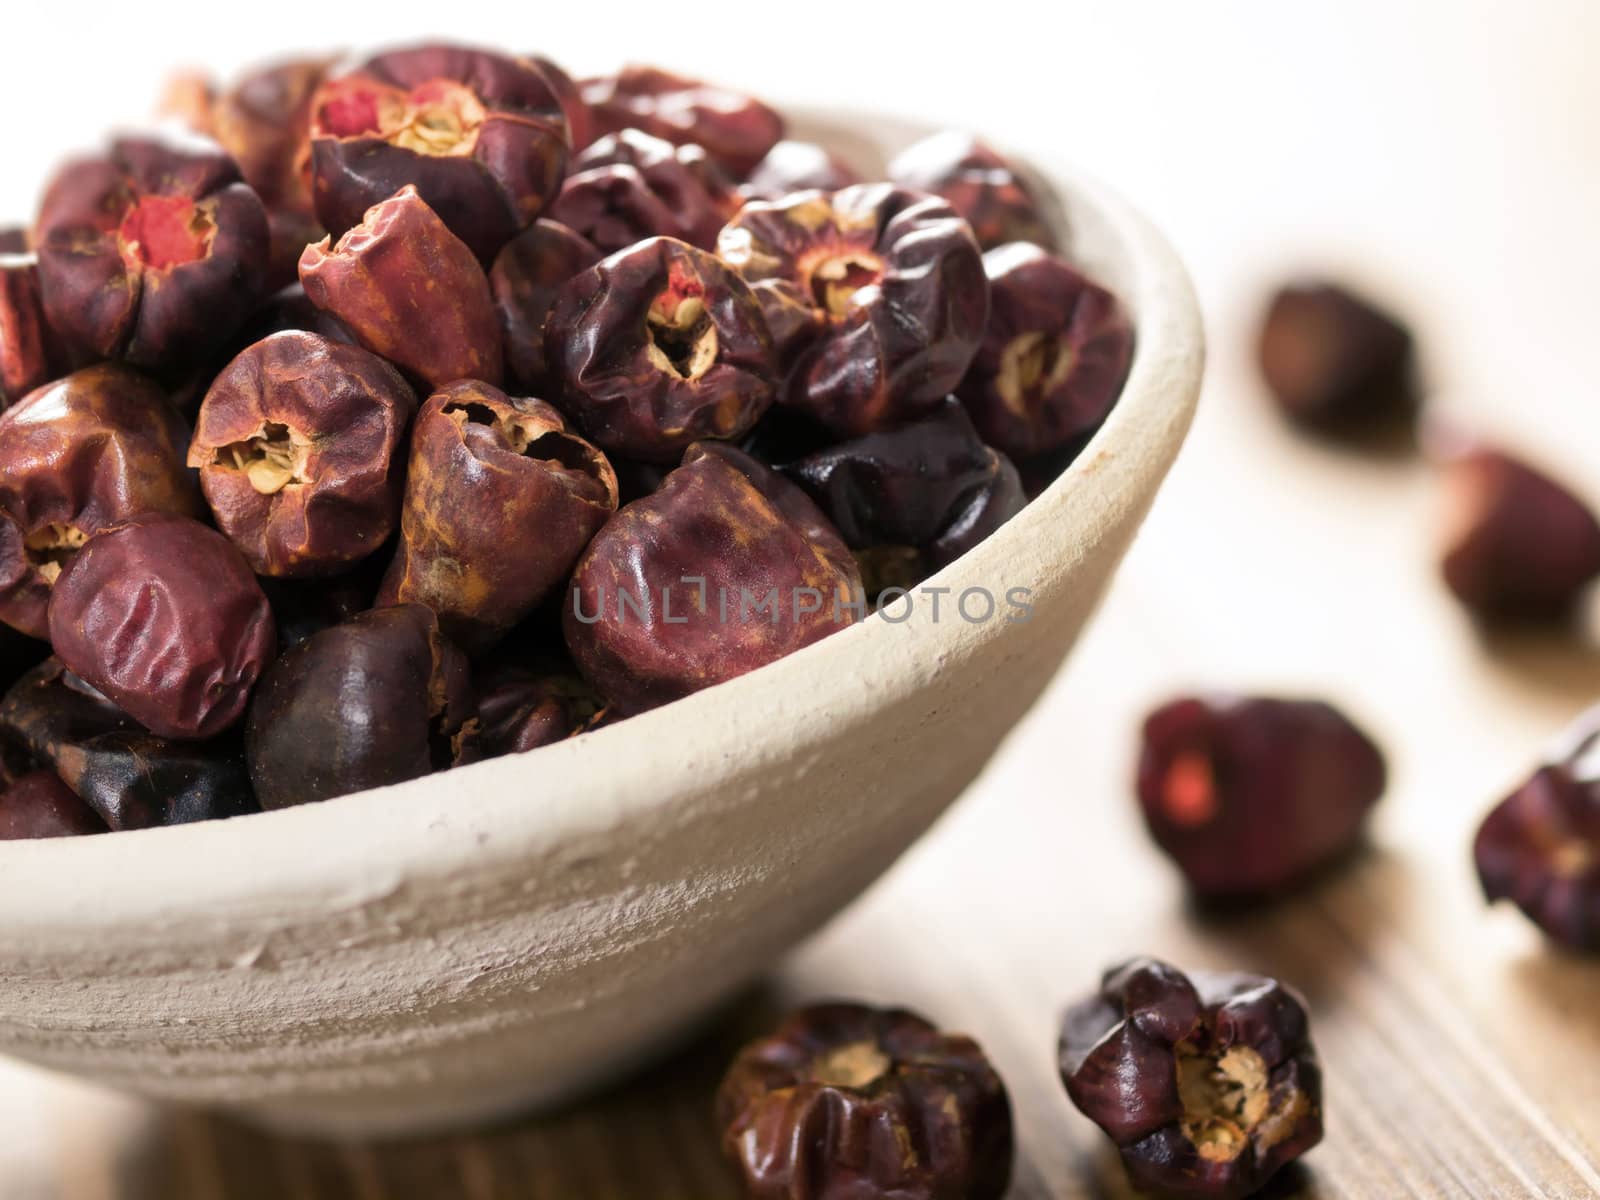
[4,330,1599,1197]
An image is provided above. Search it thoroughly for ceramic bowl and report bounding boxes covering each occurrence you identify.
[0,107,1203,1137]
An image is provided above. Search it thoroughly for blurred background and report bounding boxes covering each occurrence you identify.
[3,1,1598,1195]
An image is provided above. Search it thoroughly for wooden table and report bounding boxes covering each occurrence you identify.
[5,310,1600,1196]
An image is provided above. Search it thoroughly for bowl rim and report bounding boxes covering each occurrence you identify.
[0,105,1204,932]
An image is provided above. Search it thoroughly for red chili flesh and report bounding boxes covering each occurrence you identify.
[118,195,214,270]
[1162,751,1219,827]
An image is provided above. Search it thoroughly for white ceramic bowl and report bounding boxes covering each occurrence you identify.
[0,108,1202,1137]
